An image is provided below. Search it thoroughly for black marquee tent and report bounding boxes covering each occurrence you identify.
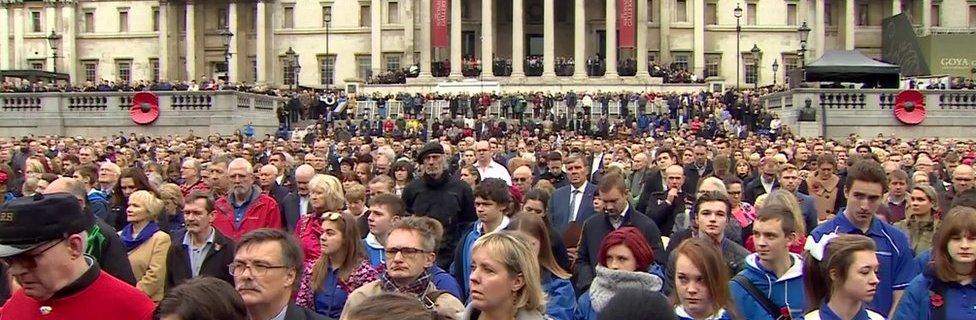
[804,50,901,88]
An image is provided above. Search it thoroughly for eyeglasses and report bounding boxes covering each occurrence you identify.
[384,247,429,258]
[0,238,65,269]
[228,262,289,277]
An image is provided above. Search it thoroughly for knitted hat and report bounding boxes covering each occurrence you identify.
[597,227,654,272]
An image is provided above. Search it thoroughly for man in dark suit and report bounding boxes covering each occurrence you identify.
[638,149,676,204]
[166,192,236,289]
[744,157,780,204]
[548,155,598,236]
[280,165,315,231]
[573,173,665,293]
[232,229,327,320]
[639,165,689,236]
[683,144,713,195]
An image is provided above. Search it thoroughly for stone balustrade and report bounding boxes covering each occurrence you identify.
[0,91,285,137]
[761,88,976,138]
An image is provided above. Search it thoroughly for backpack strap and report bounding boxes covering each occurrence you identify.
[732,274,785,320]
[421,289,449,310]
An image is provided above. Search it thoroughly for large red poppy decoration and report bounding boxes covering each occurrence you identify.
[894,90,925,125]
[130,92,160,125]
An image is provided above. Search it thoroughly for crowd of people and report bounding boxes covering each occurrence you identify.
[1,99,976,320]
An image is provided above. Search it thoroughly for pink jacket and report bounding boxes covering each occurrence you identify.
[295,215,323,265]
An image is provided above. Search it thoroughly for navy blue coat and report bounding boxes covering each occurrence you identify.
[549,182,598,236]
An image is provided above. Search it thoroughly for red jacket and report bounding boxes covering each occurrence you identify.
[1,270,154,320]
[213,187,282,241]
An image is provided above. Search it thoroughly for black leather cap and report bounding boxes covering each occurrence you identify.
[0,193,93,257]
[415,142,445,162]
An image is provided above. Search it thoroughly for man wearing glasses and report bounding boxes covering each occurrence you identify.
[342,217,463,318]
[0,193,154,319]
[231,228,326,320]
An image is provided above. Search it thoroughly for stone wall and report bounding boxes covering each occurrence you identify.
[0,91,283,138]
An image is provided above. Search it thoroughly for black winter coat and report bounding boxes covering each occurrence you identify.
[402,173,477,269]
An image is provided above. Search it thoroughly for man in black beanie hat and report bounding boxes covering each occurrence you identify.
[402,141,477,268]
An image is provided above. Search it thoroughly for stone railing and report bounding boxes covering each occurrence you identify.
[760,88,976,138]
[0,91,286,137]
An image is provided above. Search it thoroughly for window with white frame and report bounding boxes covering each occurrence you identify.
[673,53,689,71]
[319,56,336,86]
[357,55,372,80]
[705,54,721,78]
[83,61,98,83]
[387,1,400,24]
[282,57,298,85]
[385,54,402,71]
[149,58,160,82]
[31,11,42,33]
[744,56,757,84]
[116,60,133,83]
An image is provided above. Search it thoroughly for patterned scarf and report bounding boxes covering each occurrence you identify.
[379,269,433,298]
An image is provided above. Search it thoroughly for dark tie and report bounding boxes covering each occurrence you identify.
[569,189,581,222]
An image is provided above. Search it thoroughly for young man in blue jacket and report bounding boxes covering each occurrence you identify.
[730,201,806,319]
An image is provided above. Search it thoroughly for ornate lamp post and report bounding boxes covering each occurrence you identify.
[219,28,234,82]
[285,47,297,90]
[797,21,811,68]
[772,59,780,86]
[750,44,762,90]
[46,30,62,73]
[734,3,743,89]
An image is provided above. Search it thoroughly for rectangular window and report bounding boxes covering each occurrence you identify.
[744,56,757,84]
[970,5,976,27]
[673,53,689,71]
[787,4,797,25]
[83,62,98,83]
[705,3,717,25]
[361,5,372,27]
[283,6,294,29]
[320,56,336,86]
[357,55,372,80]
[782,54,798,84]
[218,9,229,29]
[387,1,400,24]
[856,3,869,26]
[747,3,757,25]
[31,11,42,33]
[648,52,658,65]
[152,7,160,31]
[648,0,654,22]
[704,54,721,78]
[675,0,687,22]
[385,54,402,71]
[119,11,129,32]
[250,58,257,82]
[282,58,297,85]
[149,58,160,82]
[932,4,941,27]
[116,60,132,83]
[84,11,95,33]
[29,60,45,70]
[323,6,333,27]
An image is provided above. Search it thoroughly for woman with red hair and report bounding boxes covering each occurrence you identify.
[574,227,666,320]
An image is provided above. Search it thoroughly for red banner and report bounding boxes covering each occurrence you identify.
[432,0,449,48]
[618,0,635,48]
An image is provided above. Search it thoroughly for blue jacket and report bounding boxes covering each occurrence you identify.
[675,307,733,320]
[575,292,596,320]
[364,233,385,268]
[892,269,976,320]
[450,217,512,301]
[730,253,807,320]
[87,190,111,222]
[542,271,576,320]
[430,265,463,300]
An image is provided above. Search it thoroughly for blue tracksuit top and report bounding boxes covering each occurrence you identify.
[892,269,976,320]
[730,253,806,320]
[542,271,576,320]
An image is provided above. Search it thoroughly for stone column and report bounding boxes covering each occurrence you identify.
[542,0,555,77]
[0,5,11,70]
[659,0,671,64]
[419,0,433,79]
[813,0,826,60]
[842,0,855,50]
[186,0,198,80]
[228,1,242,82]
[158,1,171,80]
[481,0,494,77]
[45,2,57,72]
[573,0,586,79]
[403,0,415,65]
[636,0,649,78]
[449,0,462,78]
[511,0,525,77]
[13,7,24,69]
[692,0,704,76]
[921,0,932,28]
[891,0,902,14]
[371,0,382,78]
[605,0,618,77]
[62,1,77,81]
[256,0,270,84]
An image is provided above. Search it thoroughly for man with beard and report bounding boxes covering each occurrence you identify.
[809,161,914,317]
[401,142,477,268]
[165,191,236,288]
[212,158,282,241]
[232,229,326,320]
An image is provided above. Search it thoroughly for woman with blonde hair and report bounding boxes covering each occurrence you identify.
[122,190,171,302]
[894,185,941,255]
[155,183,186,233]
[296,174,346,265]
[460,231,548,320]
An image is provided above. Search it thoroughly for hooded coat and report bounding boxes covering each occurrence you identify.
[574,266,664,320]
[730,253,807,320]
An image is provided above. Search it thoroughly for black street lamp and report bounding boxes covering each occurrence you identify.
[797,21,811,68]
[285,47,297,90]
[734,3,743,89]
[750,44,762,90]
[325,8,333,90]
[219,28,234,82]
[46,30,61,73]
[772,59,779,85]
